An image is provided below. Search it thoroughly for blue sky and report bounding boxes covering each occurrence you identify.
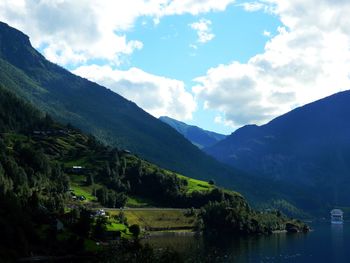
[125,5,280,82]
[2,0,350,135]
[123,5,281,133]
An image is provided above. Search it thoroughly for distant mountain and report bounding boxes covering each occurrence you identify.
[205,90,350,211]
[159,116,226,148]
[0,21,264,201]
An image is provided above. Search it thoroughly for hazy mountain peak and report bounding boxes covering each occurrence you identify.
[159,116,226,149]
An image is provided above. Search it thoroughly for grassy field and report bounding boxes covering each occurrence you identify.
[126,195,157,208]
[178,175,214,193]
[106,222,128,232]
[69,174,101,202]
[70,185,96,201]
[108,209,197,231]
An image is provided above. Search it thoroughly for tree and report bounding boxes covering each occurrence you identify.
[96,187,108,205]
[74,209,92,238]
[86,173,94,186]
[129,224,141,238]
[93,216,108,240]
[116,211,128,225]
[115,192,127,208]
[200,200,253,235]
[208,179,215,185]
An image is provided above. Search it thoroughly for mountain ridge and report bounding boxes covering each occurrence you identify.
[159,116,226,148]
[205,89,350,211]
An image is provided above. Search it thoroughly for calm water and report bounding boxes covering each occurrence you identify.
[143,223,350,262]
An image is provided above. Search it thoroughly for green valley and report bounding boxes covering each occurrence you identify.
[0,84,307,261]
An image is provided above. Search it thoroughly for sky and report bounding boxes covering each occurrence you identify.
[1,0,350,135]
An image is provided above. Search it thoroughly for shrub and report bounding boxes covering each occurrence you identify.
[129,224,141,238]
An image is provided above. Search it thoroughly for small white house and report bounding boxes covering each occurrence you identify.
[95,209,106,217]
[331,209,344,224]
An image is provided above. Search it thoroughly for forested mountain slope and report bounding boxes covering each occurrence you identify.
[0,21,242,193]
[205,90,350,211]
[0,84,249,260]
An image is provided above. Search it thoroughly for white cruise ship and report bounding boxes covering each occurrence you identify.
[331,209,344,224]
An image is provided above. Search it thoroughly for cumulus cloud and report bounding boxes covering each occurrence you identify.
[239,2,266,12]
[193,63,280,127]
[73,65,196,120]
[190,19,215,43]
[194,0,350,128]
[0,0,235,66]
[263,30,271,37]
[0,0,146,66]
[162,0,236,15]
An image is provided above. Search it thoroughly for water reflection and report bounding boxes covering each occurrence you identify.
[331,224,344,263]
[143,223,350,262]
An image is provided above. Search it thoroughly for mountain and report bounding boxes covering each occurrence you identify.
[205,90,350,211]
[0,84,309,260]
[159,116,226,148]
[0,21,262,198]
[0,83,250,259]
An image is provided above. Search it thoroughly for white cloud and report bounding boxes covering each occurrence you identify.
[0,0,235,66]
[190,19,215,43]
[214,115,235,128]
[239,2,266,12]
[162,0,236,15]
[73,65,196,120]
[263,30,271,37]
[0,0,146,66]
[193,0,350,128]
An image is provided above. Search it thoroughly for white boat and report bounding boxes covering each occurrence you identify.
[331,209,344,224]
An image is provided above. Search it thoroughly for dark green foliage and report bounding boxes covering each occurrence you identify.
[123,156,241,208]
[114,211,128,225]
[200,200,254,235]
[200,200,308,236]
[74,209,93,238]
[129,224,141,238]
[0,85,41,133]
[96,186,127,208]
[86,172,94,186]
[93,216,108,240]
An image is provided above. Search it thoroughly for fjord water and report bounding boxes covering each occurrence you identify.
[144,223,349,262]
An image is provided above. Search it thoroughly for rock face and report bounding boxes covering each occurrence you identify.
[205,90,350,210]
